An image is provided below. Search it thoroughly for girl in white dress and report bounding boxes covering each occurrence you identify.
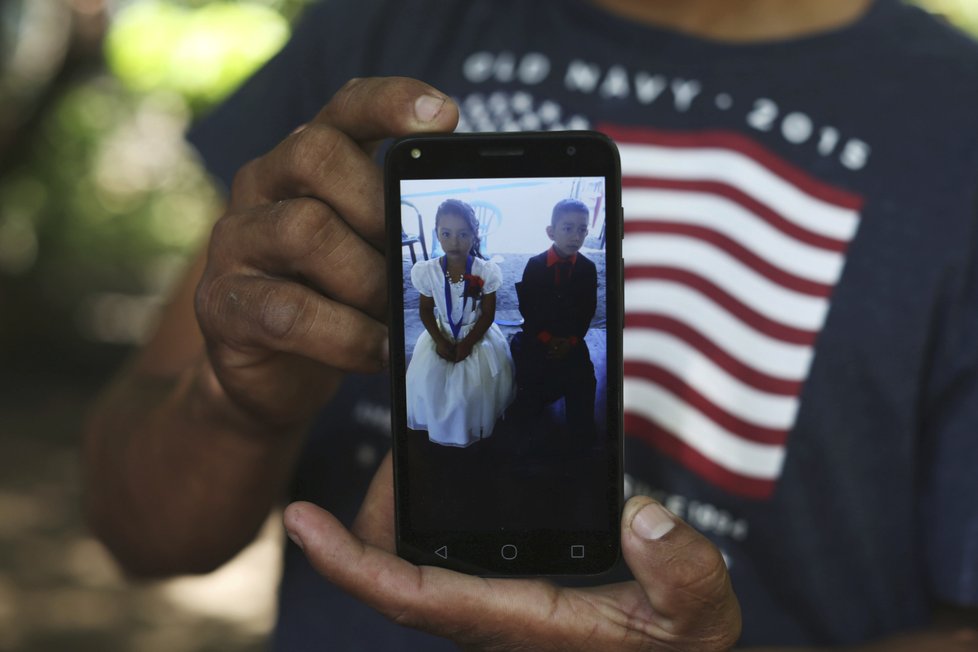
[406,199,515,446]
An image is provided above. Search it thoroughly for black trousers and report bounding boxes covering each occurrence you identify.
[508,332,597,446]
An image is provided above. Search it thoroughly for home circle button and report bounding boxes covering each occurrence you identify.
[500,544,518,560]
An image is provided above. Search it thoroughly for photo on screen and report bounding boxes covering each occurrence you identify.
[397,176,612,532]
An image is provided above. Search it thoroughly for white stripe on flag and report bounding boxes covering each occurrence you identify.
[625,280,814,379]
[618,143,860,240]
[623,377,788,479]
[624,329,801,428]
[624,235,830,328]
[623,188,847,283]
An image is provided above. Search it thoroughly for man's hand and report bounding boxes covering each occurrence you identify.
[83,78,459,576]
[283,454,741,651]
[194,77,459,428]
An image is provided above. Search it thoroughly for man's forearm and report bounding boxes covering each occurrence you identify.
[83,357,308,577]
[740,623,978,651]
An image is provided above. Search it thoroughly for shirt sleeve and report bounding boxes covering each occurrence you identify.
[411,260,432,297]
[920,186,978,607]
[481,259,503,294]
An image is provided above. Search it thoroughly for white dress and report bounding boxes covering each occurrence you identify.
[406,256,515,446]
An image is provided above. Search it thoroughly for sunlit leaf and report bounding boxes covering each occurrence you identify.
[105,1,290,106]
[913,0,978,35]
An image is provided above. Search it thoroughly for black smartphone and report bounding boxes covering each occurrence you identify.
[385,131,623,575]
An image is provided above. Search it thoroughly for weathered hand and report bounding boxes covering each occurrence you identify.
[284,454,741,651]
[194,78,458,427]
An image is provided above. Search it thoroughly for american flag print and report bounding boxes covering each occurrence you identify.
[602,125,864,500]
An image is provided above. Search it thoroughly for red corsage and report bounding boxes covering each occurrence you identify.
[463,274,484,300]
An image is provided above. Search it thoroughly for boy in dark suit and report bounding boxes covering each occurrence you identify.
[509,198,598,450]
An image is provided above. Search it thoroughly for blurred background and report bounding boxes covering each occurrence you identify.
[1,1,308,649]
[0,1,976,650]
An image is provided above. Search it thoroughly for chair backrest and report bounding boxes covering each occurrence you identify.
[400,200,423,238]
[469,200,501,256]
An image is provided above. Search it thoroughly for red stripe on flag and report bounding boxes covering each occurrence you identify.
[623,360,791,445]
[624,315,805,395]
[622,176,850,253]
[600,123,865,211]
[624,413,778,500]
[625,266,818,345]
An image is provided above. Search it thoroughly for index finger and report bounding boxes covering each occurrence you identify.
[237,77,458,241]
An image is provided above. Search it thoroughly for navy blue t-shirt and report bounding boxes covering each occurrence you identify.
[187,0,978,647]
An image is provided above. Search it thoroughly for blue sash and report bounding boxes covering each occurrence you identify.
[441,255,473,341]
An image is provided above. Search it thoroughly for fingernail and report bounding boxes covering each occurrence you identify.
[631,502,675,541]
[285,526,304,551]
[415,94,446,122]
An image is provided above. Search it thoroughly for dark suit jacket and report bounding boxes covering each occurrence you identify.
[516,250,597,344]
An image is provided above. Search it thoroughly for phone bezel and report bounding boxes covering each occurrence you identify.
[385,131,624,576]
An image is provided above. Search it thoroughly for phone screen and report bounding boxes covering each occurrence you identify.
[386,133,622,575]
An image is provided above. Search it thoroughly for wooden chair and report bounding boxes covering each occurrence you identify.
[401,200,428,263]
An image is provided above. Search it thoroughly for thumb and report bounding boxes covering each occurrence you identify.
[621,496,741,649]
[350,451,396,551]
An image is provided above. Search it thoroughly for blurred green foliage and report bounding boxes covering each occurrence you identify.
[105,2,290,108]
[0,0,311,377]
[0,83,218,372]
[916,0,978,32]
